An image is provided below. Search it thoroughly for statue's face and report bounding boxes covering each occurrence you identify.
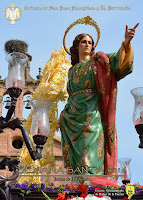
[78,35,93,56]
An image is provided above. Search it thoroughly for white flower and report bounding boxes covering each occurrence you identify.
[72,197,84,200]
[85,194,100,199]
[100,196,112,200]
[71,195,112,200]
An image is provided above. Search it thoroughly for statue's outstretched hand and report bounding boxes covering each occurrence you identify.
[124,23,139,52]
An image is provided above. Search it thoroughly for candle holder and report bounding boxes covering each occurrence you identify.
[30,98,53,156]
[0,52,49,160]
[0,40,50,200]
[131,87,143,148]
[118,158,131,185]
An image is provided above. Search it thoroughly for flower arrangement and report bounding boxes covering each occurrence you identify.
[10,181,112,199]
[41,191,112,200]
[10,180,143,200]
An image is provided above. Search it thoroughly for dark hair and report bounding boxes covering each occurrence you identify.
[70,33,95,65]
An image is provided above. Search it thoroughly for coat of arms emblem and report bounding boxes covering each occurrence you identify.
[126,183,135,197]
[5,4,21,24]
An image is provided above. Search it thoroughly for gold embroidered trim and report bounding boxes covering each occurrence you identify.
[97,132,104,160]
[69,89,96,97]
[74,58,91,68]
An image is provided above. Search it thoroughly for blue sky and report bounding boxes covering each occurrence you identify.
[0,0,143,185]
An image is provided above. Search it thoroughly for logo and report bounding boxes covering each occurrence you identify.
[126,183,135,197]
[5,4,21,24]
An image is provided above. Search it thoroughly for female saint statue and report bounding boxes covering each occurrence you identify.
[60,18,138,183]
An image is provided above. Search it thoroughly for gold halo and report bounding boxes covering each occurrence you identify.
[63,16,100,55]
